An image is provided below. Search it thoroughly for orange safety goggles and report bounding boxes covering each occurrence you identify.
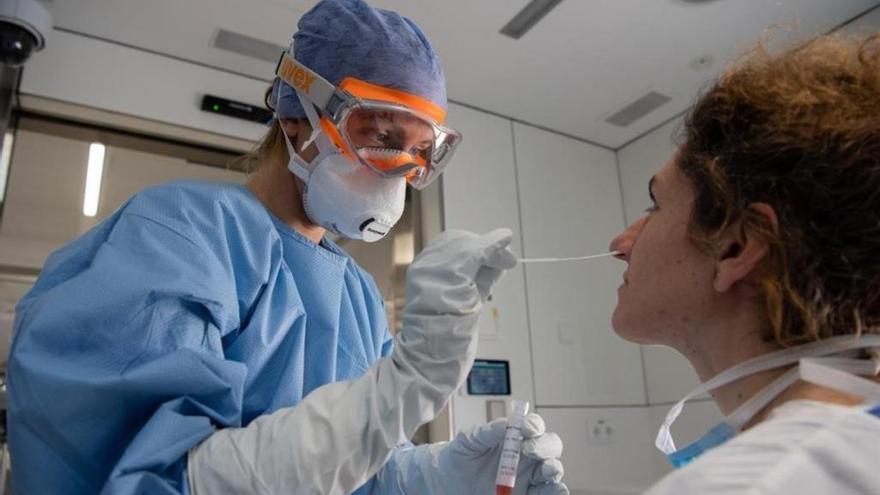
[275,53,462,190]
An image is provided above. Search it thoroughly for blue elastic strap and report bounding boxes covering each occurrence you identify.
[666,422,736,469]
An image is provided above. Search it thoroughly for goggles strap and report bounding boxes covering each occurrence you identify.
[275,53,341,112]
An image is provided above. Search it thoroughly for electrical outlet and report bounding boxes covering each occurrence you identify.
[586,418,615,445]
[557,322,577,345]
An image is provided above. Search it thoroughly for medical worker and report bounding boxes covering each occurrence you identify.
[610,33,880,493]
[6,1,568,493]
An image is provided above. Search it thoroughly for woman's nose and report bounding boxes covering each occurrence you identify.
[610,216,647,262]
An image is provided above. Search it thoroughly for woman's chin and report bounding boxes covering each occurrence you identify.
[611,308,636,341]
[611,308,659,345]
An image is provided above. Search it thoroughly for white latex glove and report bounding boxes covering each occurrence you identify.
[402,228,518,316]
[188,229,517,495]
[373,413,568,495]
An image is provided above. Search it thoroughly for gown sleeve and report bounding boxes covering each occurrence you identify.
[8,204,248,495]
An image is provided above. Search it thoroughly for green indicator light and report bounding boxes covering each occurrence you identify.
[213,104,220,112]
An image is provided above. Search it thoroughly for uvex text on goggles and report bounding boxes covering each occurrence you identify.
[275,53,462,190]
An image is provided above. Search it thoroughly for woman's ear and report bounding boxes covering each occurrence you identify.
[279,118,302,141]
[713,203,778,292]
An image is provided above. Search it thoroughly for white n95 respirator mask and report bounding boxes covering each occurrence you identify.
[280,92,405,242]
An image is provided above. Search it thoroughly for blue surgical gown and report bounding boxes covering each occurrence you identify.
[7,181,393,494]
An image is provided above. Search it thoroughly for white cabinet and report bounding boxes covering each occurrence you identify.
[514,123,645,406]
[441,104,535,432]
[20,30,266,142]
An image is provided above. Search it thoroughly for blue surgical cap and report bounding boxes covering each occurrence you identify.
[270,0,447,121]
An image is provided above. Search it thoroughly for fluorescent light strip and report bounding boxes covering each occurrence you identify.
[0,132,13,203]
[83,143,105,217]
[500,0,566,40]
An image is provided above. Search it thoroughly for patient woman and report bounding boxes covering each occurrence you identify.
[610,33,880,494]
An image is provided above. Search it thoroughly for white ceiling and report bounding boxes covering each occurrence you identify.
[44,0,880,149]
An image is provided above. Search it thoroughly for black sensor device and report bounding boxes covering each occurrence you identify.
[466,359,511,396]
[201,95,273,124]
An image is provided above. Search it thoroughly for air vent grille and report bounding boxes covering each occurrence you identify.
[604,91,671,127]
[500,0,566,40]
[214,29,286,64]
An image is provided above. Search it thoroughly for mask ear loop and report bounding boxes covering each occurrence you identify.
[725,368,799,431]
[280,129,311,182]
[799,350,880,403]
[297,90,325,151]
[278,90,337,184]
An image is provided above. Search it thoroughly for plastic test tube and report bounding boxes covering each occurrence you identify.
[495,400,530,495]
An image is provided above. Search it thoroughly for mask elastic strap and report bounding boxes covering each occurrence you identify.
[280,130,311,182]
[277,89,338,183]
[295,90,327,151]
[799,353,880,403]
[725,368,799,430]
[806,352,880,375]
[726,352,880,430]
[655,334,880,453]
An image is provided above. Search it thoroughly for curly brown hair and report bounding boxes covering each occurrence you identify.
[676,33,880,346]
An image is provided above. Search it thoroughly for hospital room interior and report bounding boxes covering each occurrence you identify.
[0,0,879,494]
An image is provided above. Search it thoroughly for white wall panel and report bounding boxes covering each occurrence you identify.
[839,6,880,34]
[441,104,534,433]
[538,406,659,495]
[537,402,723,493]
[616,118,680,226]
[641,345,705,405]
[514,123,644,406]
[20,30,267,143]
